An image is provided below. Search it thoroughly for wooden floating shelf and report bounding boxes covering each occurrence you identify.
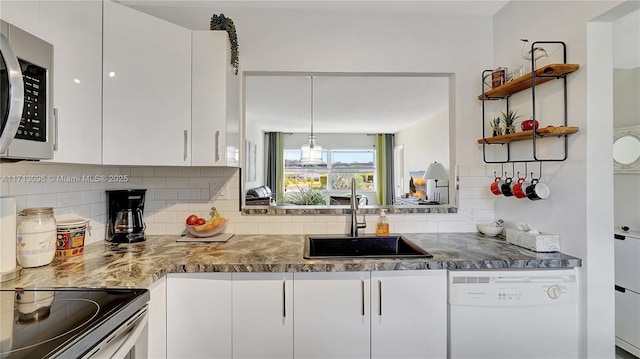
[478,64,580,100]
[477,126,580,144]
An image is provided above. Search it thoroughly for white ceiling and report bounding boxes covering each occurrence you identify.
[122,1,510,24]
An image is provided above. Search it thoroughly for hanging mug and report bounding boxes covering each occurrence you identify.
[512,177,529,199]
[525,179,550,200]
[501,177,514,197]
[490,176,504,195]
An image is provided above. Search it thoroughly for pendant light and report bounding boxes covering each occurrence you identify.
[300,76,323,164]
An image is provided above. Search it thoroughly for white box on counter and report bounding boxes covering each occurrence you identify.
[505,228,560,252]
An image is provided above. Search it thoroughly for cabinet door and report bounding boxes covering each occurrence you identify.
[232,273,293,359]
[0,1,40,35]
[293,271,370,359]
[39,0,102,164]
[371,270,447,359]
[147,276,167,359]
[166,273,232,358]
[616,287,640,350]
[615,235,640,292]
[191,30,240,167]
[102,0,191,166]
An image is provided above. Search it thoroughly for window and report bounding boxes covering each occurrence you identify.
[284,149,375,192]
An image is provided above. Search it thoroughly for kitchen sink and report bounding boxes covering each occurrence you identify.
[303,235,433,259]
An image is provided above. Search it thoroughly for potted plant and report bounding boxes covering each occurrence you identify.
[210,13,239,75]
[285,187,327,205]
[499,109,522,135]
[490,117,502,137]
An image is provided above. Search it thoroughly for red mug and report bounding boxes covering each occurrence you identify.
[512,178,529,199]
[490,177,504,195]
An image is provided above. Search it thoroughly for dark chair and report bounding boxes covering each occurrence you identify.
[246,185,273,205]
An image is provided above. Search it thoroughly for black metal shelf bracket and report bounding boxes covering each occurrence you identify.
[480,41,572,164]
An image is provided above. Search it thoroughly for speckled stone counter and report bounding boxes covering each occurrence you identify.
[1,233,581,289]
[243,204,457,215]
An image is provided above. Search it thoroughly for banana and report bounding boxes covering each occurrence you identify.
[194,207,226,232]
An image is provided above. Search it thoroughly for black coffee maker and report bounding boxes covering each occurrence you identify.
[106,189,147,243]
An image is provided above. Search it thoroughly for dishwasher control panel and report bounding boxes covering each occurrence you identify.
[448,269,577,306]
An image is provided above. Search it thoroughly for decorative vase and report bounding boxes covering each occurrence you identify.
[491,126,499,137]
[504,126,516,135]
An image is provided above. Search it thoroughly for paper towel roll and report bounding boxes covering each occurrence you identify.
[0,197,17,273]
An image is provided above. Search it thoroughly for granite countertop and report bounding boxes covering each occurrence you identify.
[1,233,581,289]
[243,204,457,215]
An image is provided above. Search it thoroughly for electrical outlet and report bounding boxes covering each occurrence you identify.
[469,209,477,224]
[210,180,226,198]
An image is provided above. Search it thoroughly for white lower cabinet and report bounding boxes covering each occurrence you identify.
[371,270,447,359]
[616,287,640,355]
[165,270,447,359]
[166,273,232,358]
[147,276,167,359]
[294,271,371,359]
[232,273,294,359]
[615,232,640,356]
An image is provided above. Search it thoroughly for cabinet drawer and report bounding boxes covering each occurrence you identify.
[616,287,640,349]
[615,235,640,292]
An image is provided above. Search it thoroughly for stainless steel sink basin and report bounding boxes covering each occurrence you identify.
[303,235,433,259]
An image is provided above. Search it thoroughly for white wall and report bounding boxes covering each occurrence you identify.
[396,108,450,203]
[492,1,626,357]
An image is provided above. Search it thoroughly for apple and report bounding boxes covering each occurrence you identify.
[521,118,539,131]
[195,217,206,226]
[186,214,199,225]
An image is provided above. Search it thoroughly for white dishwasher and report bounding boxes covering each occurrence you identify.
[448,269,578,359]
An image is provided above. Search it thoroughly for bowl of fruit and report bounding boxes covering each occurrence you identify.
[184,207,228,238]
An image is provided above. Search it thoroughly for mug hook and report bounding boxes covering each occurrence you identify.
[531,162,543,181]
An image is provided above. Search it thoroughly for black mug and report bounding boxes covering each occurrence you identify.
[525,179,550,200]
[501,177,514,197]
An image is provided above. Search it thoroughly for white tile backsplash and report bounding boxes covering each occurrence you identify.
[0,163,496,245]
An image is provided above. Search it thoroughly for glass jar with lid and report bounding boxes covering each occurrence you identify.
[16,207,57,268]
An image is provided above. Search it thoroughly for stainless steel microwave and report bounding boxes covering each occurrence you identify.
[0,20,54,160]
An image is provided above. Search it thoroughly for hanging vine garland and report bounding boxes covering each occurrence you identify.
[210,13,239,75]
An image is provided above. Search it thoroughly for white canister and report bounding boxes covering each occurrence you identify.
[16,207,57,268]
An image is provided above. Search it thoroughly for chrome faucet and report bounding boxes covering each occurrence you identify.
[349,178,367,237]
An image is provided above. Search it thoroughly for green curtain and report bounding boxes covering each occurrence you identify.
[266,132,285,204]
[376,134,395,205]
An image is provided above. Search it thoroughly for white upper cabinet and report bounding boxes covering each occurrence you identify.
[191,30,240,167]
[0,1,103,164]
[40,0,102,164]
[102,0,191,166]
[0,1,40,35]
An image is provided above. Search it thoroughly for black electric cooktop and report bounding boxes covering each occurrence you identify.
[0,288,149,358]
